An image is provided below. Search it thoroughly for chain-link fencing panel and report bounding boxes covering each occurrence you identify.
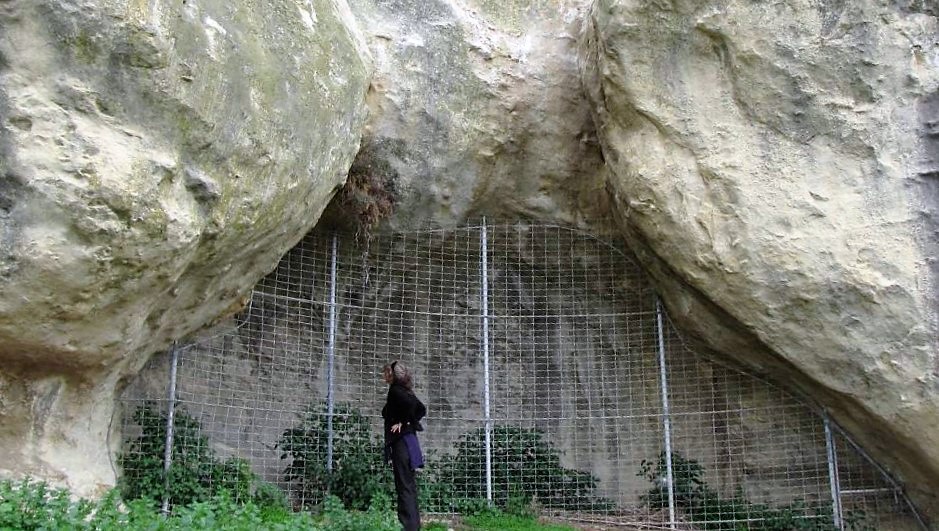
[116,224,926,529]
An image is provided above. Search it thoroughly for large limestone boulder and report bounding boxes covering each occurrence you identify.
[581,0,939,517]
[336,0,609,231]
[0,0,370,494]
[2,0,936,521]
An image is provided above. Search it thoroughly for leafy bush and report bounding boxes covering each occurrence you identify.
[278,402,392,510]
[118,403,266,508]
[0,477,100,530]
[155,490,311,530]
[639,451,870,530]
[426,425,610,512]
[0,478,406,531]
[318,492,400,531]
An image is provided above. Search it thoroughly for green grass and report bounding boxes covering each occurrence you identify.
[0,477,580,531]
[462,512,576,531]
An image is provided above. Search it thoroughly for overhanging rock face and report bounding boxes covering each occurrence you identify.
[0,0,370,494]
[580,0,939,518]
[0,0,937,523]
[339,0,611,230]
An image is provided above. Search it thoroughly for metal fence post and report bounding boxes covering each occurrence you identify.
[824,413,845,530]
[827,419,929,531]
[481,219,493,505]
[326,233,338,473]
[655,298,676,529]
[161,342,180,515]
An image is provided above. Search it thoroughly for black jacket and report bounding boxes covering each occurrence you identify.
[382,383,426,441]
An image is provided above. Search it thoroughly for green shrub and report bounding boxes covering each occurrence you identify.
[118,403,269,508]
[317,492,399,531]
[278,402,392,510]
[0,477,401,530]
[0,477,95,530]
[639,451,871,530]
[253,480,291,512]
[151,490,315,530]
[427,425,610,512]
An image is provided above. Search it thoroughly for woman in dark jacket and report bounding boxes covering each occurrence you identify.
[382,360,426,531]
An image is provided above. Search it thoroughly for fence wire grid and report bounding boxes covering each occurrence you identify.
[118,223,925,530]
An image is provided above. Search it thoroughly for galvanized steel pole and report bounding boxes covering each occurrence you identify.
[161,342,180,515]
[824,413,844,530]
[655,299,676,529]
[326,233,338,473]
[481,219,493,505]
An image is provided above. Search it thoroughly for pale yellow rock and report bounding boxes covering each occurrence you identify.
[581,0,939,519]
[337,0,610,231]
[2,0,938,523]
[0,0,370,495]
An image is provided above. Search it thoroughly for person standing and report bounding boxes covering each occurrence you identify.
[382,360,426,531]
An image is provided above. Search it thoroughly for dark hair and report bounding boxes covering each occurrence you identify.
[383,360,413,389]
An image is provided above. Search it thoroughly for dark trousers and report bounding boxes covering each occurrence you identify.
[391,437,420,530]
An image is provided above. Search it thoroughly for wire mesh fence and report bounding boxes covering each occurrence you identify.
[117,223,925,529]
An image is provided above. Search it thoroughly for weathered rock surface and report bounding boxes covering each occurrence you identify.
[341,0,939,517]
[0,0,370,495]
[581,0,939,517]
[335,0,610,231]
[2,0,938,522]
